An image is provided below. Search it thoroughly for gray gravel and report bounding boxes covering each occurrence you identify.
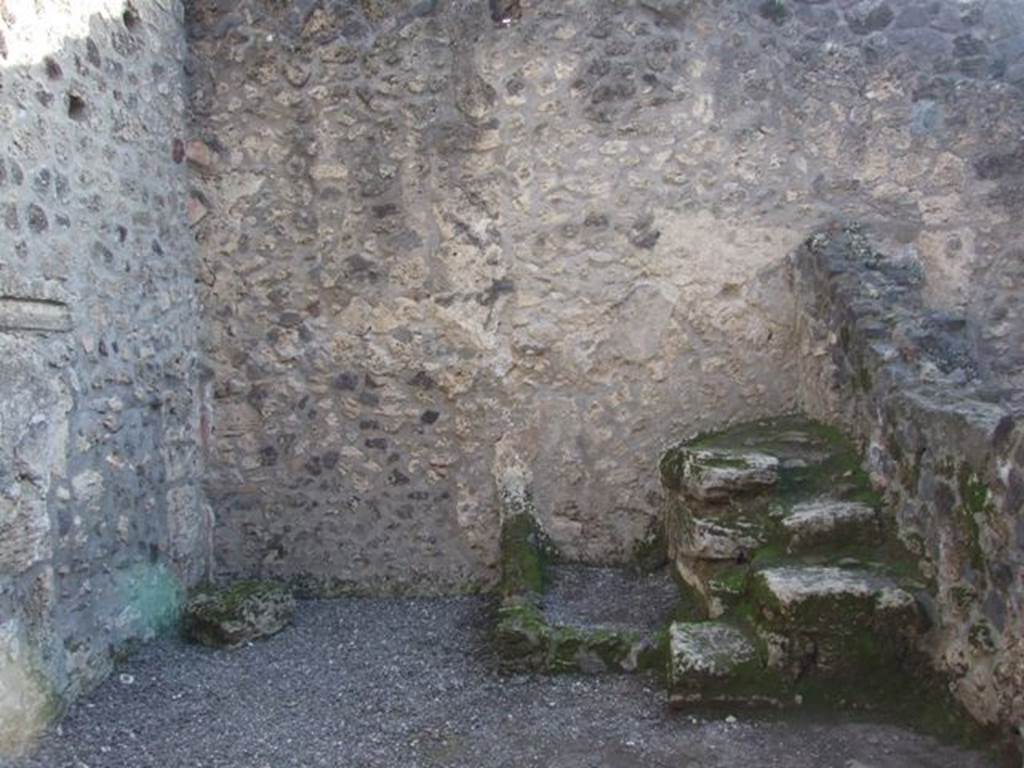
[10,597,1003,768]
[542,565,679,633]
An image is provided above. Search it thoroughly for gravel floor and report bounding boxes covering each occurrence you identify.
[541,565,679,632]
[10,597,1004,768]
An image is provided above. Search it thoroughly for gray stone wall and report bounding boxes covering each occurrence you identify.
[0,0,206,756]
[188,0,1024,593]
[794,225,1024,745]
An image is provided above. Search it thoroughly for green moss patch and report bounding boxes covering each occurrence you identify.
[955,463,997,572]
[498,513,555,598]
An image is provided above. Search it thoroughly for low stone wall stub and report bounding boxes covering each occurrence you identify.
[793,224,1024,744]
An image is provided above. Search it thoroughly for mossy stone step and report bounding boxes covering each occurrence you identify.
[675,498,881,563]
[672,547,922,622]
[668,567,925,706]
[749,565,923,678]
[661,447,779,501]
[780,500,882,552]
[750,566,919,635]
[685,515,769,560]
[667,621,780,706]
[663,416,879,507]
[661,416,898,621]
[667,494,890,621]
[656,418,988,735]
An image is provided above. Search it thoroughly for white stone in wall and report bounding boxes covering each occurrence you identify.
[0,621,50,758]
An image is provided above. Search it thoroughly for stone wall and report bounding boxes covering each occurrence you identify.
[2,0,1023,755]
[0,0,206,756]
[188,0,1024,593]
[794,225,1024,745]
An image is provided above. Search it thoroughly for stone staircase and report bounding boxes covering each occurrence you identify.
[493,415,972,723]
[660,416,928,709]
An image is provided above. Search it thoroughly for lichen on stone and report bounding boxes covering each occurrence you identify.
[182,581,296,649]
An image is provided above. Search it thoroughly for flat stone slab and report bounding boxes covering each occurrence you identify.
[751,567,917,634]
[781,500,880,551]
[662,447,779,501]
[668,622,771,705]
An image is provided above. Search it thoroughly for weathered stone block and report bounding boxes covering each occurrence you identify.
[781,500,881,551]
[661,447,779,501]
[667,621,776,706]
[0,497,52,576]
[183,582,295,649]
[687,517,769,560]
[751,566,918,635]
[0,297,71,333]
[493,599,653,675]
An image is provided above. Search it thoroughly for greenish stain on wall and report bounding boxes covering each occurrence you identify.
[117,562,185,639]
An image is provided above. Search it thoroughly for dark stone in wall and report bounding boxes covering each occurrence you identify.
[26,204,47,233]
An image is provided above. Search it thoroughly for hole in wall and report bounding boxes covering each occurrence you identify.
[489,0,522,26]
[122,2,141,30]
[44,56,62,79]
[67,93,87,121]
